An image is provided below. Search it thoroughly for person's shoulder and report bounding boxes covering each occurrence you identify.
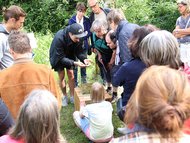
[69,15,76,24]
[102,101,112,107]
[54,28,68,40]
[102,7,111,14]
[84,16,90,21]
[34,63,52,70]
[0,135,24,143]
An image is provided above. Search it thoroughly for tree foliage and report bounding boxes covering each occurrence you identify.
[0,0,180,33]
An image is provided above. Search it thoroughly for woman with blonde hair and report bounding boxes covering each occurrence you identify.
[0,89,66,143]
[73,82,113,142]
[110,66,190,142]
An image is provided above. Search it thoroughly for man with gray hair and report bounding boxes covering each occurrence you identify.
[0,30,61,119]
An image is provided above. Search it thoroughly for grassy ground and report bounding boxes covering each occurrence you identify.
[60,102,124,143]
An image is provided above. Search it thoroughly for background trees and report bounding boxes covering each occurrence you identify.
[0,0,180,33]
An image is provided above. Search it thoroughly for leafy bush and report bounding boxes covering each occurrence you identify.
[33,31,53,65]
[0,0,180,32]
[0,0,82,34]
[116,0,152,26]
[115,0,179,32]
[150,1,179,31]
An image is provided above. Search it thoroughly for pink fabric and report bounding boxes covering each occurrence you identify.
[183,64,190,80]
[0,135,24,143]
[184,118,190,135]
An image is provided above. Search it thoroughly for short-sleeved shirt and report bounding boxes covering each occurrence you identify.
[176,15,190,43]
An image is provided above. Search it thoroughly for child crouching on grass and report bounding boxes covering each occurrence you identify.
[73,82,114,142]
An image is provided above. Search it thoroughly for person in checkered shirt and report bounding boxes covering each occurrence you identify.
[110,66,190,143]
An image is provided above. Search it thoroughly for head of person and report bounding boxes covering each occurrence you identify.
[88,0,101,14]
[125,65,190,139]
[91,19,108,39]
[2,5,26,30]
[90,82,105,103]
[76,2,87,20]
[128,24,158,58]
[68,23,88,43]
[139,30,182,69]
[107,9,125,30]
[9,89,62,143]
[8,30,32,59]
[177,0,190,15]
[105,30,117,50]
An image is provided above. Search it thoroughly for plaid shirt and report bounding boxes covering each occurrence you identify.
[109,132,190,143]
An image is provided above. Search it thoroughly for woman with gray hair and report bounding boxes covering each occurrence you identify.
[0,89,66,143]
[91,19,113,93]
[140,30,182,69]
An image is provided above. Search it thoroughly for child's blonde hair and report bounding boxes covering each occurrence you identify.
[90,82,105,103]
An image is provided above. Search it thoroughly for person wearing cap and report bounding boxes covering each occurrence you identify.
[49,23,91,107]
[69,2,91,87]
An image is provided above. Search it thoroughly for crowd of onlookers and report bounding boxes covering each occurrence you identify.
[1,0,190,142]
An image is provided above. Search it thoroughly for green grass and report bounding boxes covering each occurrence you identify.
[34,32,124,143]
[60,103,124,143]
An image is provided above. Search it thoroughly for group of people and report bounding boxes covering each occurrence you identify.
[1,0,190,143]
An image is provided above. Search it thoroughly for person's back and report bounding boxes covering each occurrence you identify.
[107,9,139,64]
[111,66,190,142]
[73,82,113,142]
[0,62,60,118]
[0,30,61,119]
[83,100,113,139]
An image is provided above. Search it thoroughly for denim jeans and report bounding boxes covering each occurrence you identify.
[74,49,87,87]
[74,66,87,87]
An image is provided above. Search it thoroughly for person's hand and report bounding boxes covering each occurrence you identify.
[173,29,179,37]
[74,61,87,68]
[84,59,92,66]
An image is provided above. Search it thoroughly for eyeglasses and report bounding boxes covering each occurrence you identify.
[178,4,186,9]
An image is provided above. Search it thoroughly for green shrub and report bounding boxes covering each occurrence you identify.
[33,31,53,65]
[115,0,179,31]
[150,1,179,31]
[116,0,152,26]
[0,0,82,34]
